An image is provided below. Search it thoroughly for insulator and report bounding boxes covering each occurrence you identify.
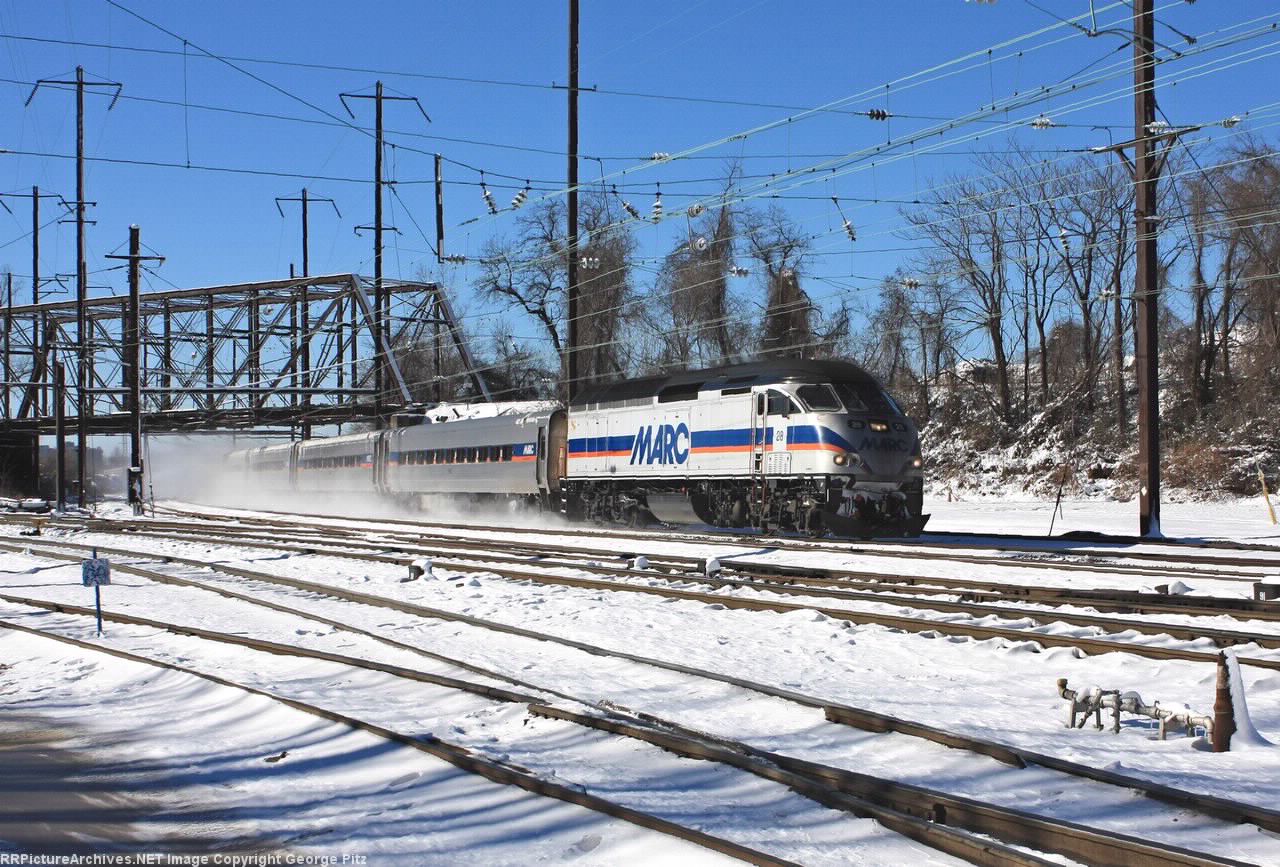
[1146,120,1171,135]
[730,266,750,278]
[1222,115,1241,128]
[687,203,705,218]
[843,220,856,242]
[622,200,642,221]
[482,186,498,215]
[651,152,671,161]
[442,254,467,264]
[651,191,663,223]
[1031,114,1053,130]
[511,185,529,209]
[694,237,709,252]
[867,108,889,121]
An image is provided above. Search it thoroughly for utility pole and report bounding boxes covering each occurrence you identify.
[340,82,429,422]
[3,273,10,420]
[26,66,122,507]
[276,189,340,439]
[1092,0,1194,537]
[433,154,446,404]
[54,361,66,512]
[566,0,581,403]
[0,187,66,416]
[0,187,66,308]
[1132,0,1160,537]
[106,227,163,515]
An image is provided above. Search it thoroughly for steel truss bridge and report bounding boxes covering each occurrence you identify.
[0,273,488,436]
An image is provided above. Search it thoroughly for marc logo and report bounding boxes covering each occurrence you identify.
[630,423,690,465]
[857,436,909,452]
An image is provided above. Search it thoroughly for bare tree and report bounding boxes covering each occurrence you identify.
[651,201,739,367]
[743,205,813,358]
[576,194,635,383]
[997,149,1067,413]
[475,193,635,389]
[1173,139,1280,419]
[476,201,565,355]
[904,176,1015,423]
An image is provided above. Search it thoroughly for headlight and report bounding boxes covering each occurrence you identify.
[869,421,889,432]
[833,453,849,466]
[912,457,923,468]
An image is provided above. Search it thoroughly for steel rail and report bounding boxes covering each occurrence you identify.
[151,503,1280,573]
[4,534,1278,838]
[530,705,1247,867]
[85,516,1280,622]
[0,617,795,867]
[0,595,1242,867]
[15,525,1280,657]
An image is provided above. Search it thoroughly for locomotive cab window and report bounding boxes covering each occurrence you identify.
[796,384,842,412]
[831,382,871,412]
[766,391,796,417]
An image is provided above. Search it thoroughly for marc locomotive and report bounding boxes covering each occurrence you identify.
[226,359,927,537]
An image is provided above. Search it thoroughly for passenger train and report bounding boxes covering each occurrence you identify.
[226,359,927,537]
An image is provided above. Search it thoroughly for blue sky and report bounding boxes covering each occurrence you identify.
[1,1,1276,352]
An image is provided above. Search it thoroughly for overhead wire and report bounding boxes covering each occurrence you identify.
[435,113,1280,379]
[457,15,1280,284]
[10,0,1280,397]
[452,6,1277,241]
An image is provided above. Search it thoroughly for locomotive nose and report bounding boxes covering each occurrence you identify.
[843,416,917,476]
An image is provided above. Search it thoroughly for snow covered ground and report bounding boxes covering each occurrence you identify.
[922,494,1280,544]
[2,495,1279,863]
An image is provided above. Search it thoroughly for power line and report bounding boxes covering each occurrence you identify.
[2,147,376,184]
[0,29,1071,121]
[453,6,1275,237]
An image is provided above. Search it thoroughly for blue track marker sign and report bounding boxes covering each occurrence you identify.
[81,548,110,636]
[81,556,110,586]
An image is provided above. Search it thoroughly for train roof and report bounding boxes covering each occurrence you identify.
[570,358,883,407]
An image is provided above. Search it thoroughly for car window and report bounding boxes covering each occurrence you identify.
[796,384,843,412]
[834,381,895,414]
[766,390,796,416]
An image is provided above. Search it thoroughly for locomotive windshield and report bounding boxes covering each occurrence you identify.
[831,381,900,415]
[795,384,842,412]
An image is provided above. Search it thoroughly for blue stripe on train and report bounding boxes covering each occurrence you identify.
[568,434,636,455]
[567,425,855,455]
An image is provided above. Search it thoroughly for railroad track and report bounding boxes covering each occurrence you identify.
[14,517,1280,665]
[2,524,1279,861]
[0,616,798,866]
[152,501,1280,577]
[131,521,1280,638]
[15,507,1280,614]
[0,537,1269,866]
[115,512,1280,624]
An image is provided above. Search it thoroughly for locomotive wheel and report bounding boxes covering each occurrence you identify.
[805,507,825,538]
[690,493,716,525]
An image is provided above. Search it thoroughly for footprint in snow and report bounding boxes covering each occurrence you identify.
[572,834,602,854]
